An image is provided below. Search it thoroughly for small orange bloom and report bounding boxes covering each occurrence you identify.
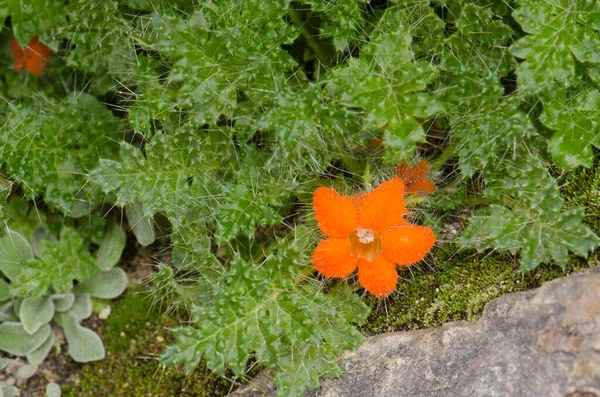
[9,34,51,77]
[311,178,435,296]
[396,159,436,196]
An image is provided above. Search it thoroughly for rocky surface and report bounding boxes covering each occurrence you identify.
[235,266,600,397]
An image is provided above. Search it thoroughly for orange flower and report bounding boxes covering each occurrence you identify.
[9,34,51,77]
[396,159,436,196]
[311,178,435,296]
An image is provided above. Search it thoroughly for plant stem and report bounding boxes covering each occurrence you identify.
[287,7,331,69]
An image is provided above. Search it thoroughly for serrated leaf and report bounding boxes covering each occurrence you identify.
[0,94,123,216]
[541,87,600,169]
[95,221,126,271]
[0,229,33,282]
[511,0,600,92]
[256,84,362,171]
[301,0,367,52]
[0,322,51,356]
[161,239,369,396]
[461,204,599,271]
[74,268,128,299]
[328,18,441,162]
[442,4,515,75]
[19,296,55,335]
[11,227,98,296]
[55,313,105,363]
[443,72,539,178]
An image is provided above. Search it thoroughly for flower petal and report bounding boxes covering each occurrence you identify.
[405,179,436,195]
[311,238,358,278]
[24,37,51,77]
[357,178,407,232]
[313,187,358,238]
[357,256,398,297]
[381,224,436,266]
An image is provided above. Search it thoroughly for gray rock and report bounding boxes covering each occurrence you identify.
[234,267,600,397]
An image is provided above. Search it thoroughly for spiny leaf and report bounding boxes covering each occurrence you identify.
[0,94,123,216]
[301,0,367,52]
[461,157,600,271]
[443,71,538,178]
[328,16,442,162]
[541,86,600,169]
[161,238,369,396]
[442,4,515,75]
[511,0,600,92]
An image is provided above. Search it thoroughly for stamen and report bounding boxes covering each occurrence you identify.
[356,227,375,244]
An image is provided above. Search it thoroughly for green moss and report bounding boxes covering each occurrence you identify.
[62,289,234,397]
[560,161,600,235]
[361,246,596,335]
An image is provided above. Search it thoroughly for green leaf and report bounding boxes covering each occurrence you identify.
[1,386,18,397]
[69,294,93,320]
[0,279,10,302]
[4,197,45,241]
[442,4,515,75]
[45,383,62,397]
[125,203,155,247]
[51,293,75,312]
[19,296,55,335]
[511,0,600,92]
[73,268,128,299]
[256,84,362,172]
[95,221,126,271]
[0,94,123,216]
[0,301,17,322]
[328,17,441,162]
[0,322,51,356]
[141,2,297,126]
[11,227,98,296]
[461,157,600,271]
[301,0,367,52]
[55,313,105,363]
[541,87,600,169]
[26,331,55,365]
[214,153,297,243]
[461,205,599,271]
[0,229,34,282]
[91,130,233,226]
[161,238,369,396]
[440,71,539,178]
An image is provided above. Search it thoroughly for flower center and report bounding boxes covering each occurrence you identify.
[356,227,375,244]
[349,227,382,262]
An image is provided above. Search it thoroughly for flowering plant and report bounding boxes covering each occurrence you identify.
[0,0,599,395]
[312,178,435,296]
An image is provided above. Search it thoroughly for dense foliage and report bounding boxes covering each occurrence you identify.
[0,0,599,395]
